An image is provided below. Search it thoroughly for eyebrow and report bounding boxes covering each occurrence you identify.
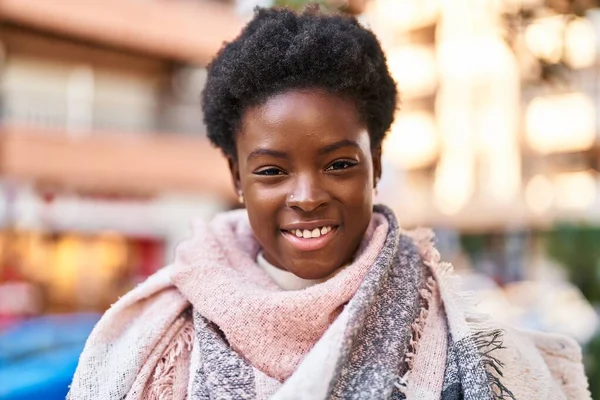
[319,139,360,155]
[246,139,360,162]
[247,148,289,162]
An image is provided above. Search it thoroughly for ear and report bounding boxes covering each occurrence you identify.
[371,145,382,186]
[228,156,242,195]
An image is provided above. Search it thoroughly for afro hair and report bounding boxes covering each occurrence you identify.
[202,6,398,159]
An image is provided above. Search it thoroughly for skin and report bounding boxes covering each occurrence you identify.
[229,89,382,279]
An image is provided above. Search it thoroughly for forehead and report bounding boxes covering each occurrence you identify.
[238,89,368,150]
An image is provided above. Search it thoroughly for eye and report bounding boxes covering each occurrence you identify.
[254,167,285,176]
[325,160,358,171]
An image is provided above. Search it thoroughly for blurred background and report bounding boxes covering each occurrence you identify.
[1,0,600,398]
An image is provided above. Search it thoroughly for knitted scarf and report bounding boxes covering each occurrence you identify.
[171,208,390,382]
[69,205,591,400]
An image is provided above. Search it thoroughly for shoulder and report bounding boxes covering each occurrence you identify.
[494,324,591,400]
[521,329,590,399]
[520,329,584,364]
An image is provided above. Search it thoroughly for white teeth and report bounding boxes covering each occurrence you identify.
[289,226,334,238]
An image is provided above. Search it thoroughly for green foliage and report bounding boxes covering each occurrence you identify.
[544,224,600,399]
[544,224,600,303]
[584,333,600,399]
[275,0,324,9]
[274,0,347,13]
[459,234,487,260]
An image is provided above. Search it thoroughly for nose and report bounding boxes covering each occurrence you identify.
[286,173,329,212]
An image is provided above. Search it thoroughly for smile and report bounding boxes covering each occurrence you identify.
[289,226,333,238]
[281,225,338,252]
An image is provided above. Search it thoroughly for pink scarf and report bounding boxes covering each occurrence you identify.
[170,209,388,381]
[70,207,591,400]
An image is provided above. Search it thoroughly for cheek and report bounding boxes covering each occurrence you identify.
[337,174,373,205]
[335,177,373,230]
[246,201,280,255]
[245,184,284,211]
[244,186,284,235]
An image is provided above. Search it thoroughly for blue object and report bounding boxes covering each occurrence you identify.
[0,313,100,400]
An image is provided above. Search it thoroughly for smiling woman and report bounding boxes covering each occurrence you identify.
[236,90,378,279]
[69,6,590,400]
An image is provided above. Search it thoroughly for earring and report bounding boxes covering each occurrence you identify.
[374,178,379,196]
[238,191,244,204]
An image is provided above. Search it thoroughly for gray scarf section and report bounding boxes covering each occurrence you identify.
[189,205,512,399]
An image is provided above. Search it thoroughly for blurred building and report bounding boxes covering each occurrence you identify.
[367,0,600,233]
[0,0,245,319]
[0,0,599,329]
[2,1,600,398]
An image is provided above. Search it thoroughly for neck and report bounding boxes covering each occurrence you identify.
[257,251,345,290]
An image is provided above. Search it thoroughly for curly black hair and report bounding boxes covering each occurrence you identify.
[202,6,398,159]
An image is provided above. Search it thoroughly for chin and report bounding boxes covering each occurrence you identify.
[287,260,341,280]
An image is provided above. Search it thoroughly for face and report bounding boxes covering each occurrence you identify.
[230,89,381,279]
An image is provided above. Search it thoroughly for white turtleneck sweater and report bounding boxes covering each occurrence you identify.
[256,252,349,291]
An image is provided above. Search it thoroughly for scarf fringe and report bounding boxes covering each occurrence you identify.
[407,228,491,329]
[473,329,516,400]
[407,228,516,399]
[405,277,435,371]
[399,276,435,395]
[146,318,194,400]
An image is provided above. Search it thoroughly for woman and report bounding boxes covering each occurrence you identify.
[70,7,589,400]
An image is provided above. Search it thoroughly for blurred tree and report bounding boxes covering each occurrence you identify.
[274,0,355,14]
[460,234,487,260]
[544,224,600,303]
[584,333,600,399]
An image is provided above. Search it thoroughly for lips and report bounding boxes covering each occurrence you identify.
[288,225,333,238]
[280,221,339,252]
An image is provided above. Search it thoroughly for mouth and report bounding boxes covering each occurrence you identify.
[281,225,338,252]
